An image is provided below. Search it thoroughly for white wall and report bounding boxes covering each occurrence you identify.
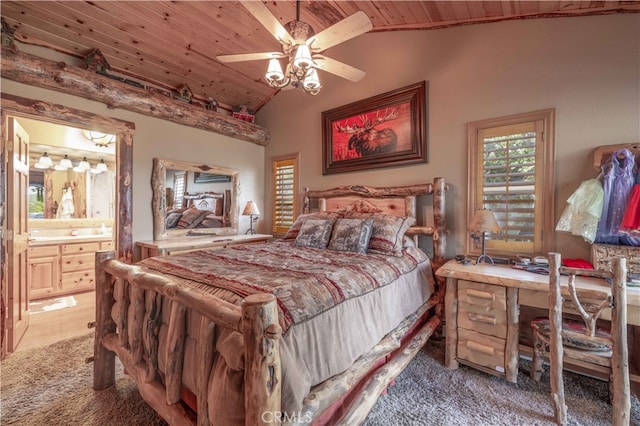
[258,14,640,260]
[1,45,266,247]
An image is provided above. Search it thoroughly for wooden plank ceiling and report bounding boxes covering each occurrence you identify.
[2,1,639,113]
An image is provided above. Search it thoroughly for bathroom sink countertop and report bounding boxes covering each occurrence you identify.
[28,234,113,246]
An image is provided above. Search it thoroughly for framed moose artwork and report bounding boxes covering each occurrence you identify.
[322,81,428,175]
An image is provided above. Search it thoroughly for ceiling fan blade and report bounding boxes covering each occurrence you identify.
[307,11,372,52]
[313,55,366,82]
[217,52,285,63]
[240,0,295,45]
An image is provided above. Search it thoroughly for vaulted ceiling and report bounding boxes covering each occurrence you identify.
[2,1,639,113]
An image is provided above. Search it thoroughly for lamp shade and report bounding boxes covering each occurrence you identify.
[303,68,321,91]
[469,209,501,233]
[37,152,53,168]
[293,44,313,69]
[265,58,285,82]
[242,201,260,216]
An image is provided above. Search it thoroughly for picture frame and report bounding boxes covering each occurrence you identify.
[322,81,428,175]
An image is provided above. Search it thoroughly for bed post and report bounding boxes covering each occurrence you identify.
[242,293,282,426]
[94,250,117,390]
[432,177,447,330]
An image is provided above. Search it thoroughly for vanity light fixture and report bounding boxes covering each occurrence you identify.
[242,201,260,235]
[35,152,53,169]
[59,154,73,169]
[91,159,108,174]
[78,157,91,171]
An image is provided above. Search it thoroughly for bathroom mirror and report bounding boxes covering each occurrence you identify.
[152,158,239,240]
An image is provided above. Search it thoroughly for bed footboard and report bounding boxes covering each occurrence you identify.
[93,250,282,426]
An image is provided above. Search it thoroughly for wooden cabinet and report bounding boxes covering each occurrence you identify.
[28,245,60,299]
[28,240,113,300]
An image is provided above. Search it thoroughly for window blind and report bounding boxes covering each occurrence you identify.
[272,158,297,234]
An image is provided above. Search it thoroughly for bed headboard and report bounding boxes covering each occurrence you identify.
[303,177,447,270]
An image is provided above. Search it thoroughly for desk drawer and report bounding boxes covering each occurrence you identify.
[457,328,505,374]
[62,242,100,255]
[458,280,507,337]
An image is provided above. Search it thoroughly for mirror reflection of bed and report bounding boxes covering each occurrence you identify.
[157,162,238,238]
[165,189,231,230]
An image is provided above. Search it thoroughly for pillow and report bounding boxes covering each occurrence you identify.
[403,235,416,248]
[165,211,182,229]
[283,212,341,240]
[176,208,209,229]
[328,218,374,254]
[294,219,333,249]
[345,212,415,256]
[192,197,218,213]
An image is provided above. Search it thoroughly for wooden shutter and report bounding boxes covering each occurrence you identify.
[475,120,545,254]
[173,171,185,208]
[272,157,297,234]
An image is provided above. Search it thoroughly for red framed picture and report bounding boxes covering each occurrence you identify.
[322,81,428,175]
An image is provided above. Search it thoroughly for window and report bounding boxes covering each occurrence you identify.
[173,171,185,208]
[272,154,299,234]
[468,109,555,257]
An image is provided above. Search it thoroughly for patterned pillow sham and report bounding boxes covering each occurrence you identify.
[294,219,334,249]
[327,218,374,254]
[176,208,209,229]
[345,212,415,256]
[283,212,341,240]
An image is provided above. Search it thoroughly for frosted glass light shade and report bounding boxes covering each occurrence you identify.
[303,68,321,91]
[59,155,72,169]
[265,58,285,82]
[293,44,313,69]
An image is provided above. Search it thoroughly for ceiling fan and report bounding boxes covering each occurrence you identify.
[216,1,373,95]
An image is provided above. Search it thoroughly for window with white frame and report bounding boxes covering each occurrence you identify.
[468,109,555,257]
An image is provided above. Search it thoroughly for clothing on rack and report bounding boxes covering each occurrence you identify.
[619,169,640,236]
[555,178,604,243]
[594,148,639,246]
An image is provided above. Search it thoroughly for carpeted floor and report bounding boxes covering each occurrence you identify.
[1,333,638,425]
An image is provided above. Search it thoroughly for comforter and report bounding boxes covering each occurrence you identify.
[136,240,436,423]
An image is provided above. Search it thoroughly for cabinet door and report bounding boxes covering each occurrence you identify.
[28,255,60,300]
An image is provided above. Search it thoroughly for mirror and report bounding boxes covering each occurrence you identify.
[21,116,116,222]
[152,158,239,240]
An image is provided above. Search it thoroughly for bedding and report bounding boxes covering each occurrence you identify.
[136,240,437,422]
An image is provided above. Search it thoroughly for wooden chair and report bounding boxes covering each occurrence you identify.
[530,253,630,426]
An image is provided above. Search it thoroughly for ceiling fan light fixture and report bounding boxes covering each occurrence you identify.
[293,44,313,69]
[265,58,285,83]
[303,68,321,93]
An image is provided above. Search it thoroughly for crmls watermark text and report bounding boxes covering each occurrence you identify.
[261,411,313,424]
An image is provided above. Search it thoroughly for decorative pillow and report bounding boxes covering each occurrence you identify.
[283,212,341,240]
[294,219,333,249]
[345,212,415,256]
[328,218,374,253]
[192,197,218,213]
[176,207,209,229]
[403,235,416,248]
[165,211,182,229]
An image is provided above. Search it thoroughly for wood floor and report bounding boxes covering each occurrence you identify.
[15,291,95,352]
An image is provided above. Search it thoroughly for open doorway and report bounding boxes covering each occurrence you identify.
[1,93,134,357]
[17,117,116,351]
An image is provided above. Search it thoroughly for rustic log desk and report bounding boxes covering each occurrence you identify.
[436,260,640,391]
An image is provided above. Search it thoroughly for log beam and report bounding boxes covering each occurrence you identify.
[1,47,270,146]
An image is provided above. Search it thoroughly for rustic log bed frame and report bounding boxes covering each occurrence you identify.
[92,177,447,426]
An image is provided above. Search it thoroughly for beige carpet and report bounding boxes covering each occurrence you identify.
[1,333,638,425]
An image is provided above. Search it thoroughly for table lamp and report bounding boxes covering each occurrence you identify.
[469,209,501,264]
[242,201,260,235]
